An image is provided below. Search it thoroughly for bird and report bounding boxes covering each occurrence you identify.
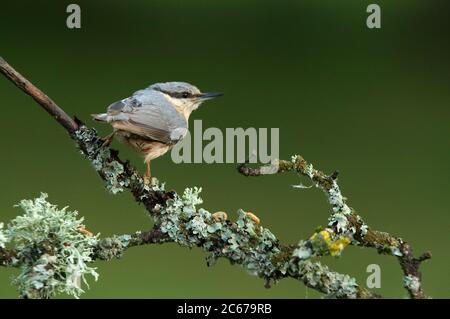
[92,82,223,183]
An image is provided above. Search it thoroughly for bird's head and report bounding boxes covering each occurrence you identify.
[148,82,223,117]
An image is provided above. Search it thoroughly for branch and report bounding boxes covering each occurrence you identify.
[0,57,428,299]
[92,228,171,261]
[1,192,375,299]
[238,157,431,298]
[0,57,79,133]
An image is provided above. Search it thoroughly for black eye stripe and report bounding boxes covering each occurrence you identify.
[154,87,197,99]
[169,91,192,98]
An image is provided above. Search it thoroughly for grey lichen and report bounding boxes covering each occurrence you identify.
[290,260,358,299]
[289,156,355,241]
[0,223,6,249]
[328,212,350,233]
[359,222,369,237]
[155,186,209,246]
[74,127,129,194]
[152,185,283,281]
[403,275,420,294]
[103,158,129,194]
[93,235,131,261]
[2,193,99,298]
[140,176,364,295]
[293,241,313,259]
[327,182,351,215]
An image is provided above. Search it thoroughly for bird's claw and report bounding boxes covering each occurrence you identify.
[100,140,111,148]
[100,132,115,148]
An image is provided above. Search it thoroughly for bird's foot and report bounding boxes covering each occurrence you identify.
[100,132,115,148]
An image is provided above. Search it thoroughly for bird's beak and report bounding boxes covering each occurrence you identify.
[198,92,224,101]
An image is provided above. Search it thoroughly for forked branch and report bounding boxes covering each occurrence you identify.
[0,57,430,299]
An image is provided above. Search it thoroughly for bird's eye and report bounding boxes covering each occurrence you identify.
[182,92,190,98]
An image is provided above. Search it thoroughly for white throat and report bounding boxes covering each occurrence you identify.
[163,94,201,120]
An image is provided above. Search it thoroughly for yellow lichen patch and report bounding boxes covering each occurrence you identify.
[329,237,351,256]
[310,230,331,243]
[212,211,228,222]
[245,212,260,225]
[310,230,350,257]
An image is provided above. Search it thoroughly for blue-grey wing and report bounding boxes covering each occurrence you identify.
[105,90,187,144]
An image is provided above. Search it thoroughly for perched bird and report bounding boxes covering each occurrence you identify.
[92,82,222,182]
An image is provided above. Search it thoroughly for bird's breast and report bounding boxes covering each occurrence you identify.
[115,130,171,162]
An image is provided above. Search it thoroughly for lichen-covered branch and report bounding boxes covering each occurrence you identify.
[238,156,431,299]
[0,191,374,299]
[69,119,377,298]
[93,228,170,262]
[0,57,430,299]
[0,194,169,298]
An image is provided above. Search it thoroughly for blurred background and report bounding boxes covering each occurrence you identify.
[0,0,449,298]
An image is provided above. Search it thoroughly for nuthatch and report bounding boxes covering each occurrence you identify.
[92,82,222,182]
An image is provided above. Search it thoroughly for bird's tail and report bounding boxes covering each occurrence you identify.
[91,113,108,122]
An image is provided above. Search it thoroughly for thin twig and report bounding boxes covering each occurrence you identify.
[0,57,78,133]
[238,158,431,298]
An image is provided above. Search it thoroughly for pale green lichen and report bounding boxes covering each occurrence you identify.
[4,193,99,299]
[403,275,420,293]
[94,235,131,261]
[74,127,128,194]
[391,246,403,257]
[0,223,6,248]
[360,222,369,237]
[104,160,129,194]
[153,185,282,281]
[290,259,358,298]
[304,164,315,179]
[374,244,403,257]
[293,241,313,259]
[156,186,209,246]
[328,212,349,233]
[327,182,351,215]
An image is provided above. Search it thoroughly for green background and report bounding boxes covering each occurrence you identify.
[0,0,449,298]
